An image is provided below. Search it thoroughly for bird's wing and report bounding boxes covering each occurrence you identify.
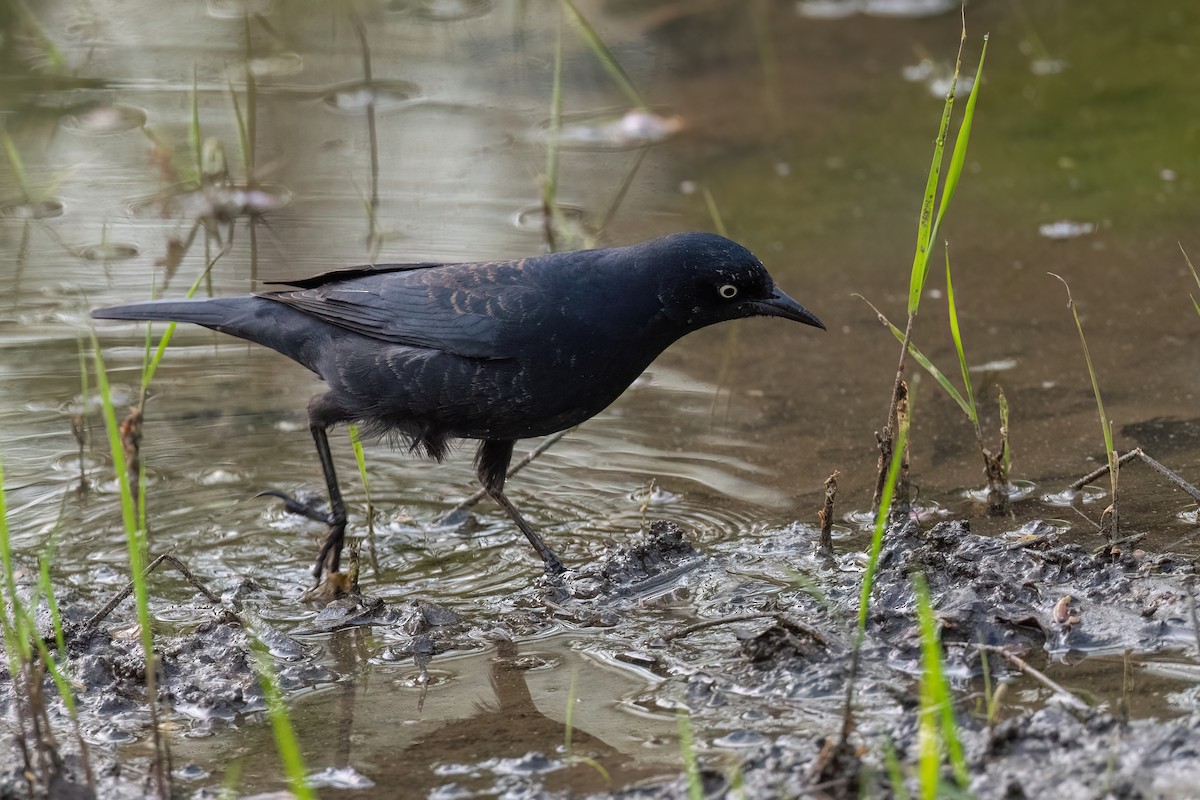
[257,260,542,359]
[264,261,448,290]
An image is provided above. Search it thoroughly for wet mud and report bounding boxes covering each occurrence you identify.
[5,517,1198,798]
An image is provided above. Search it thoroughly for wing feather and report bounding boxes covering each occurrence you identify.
[256,259,542,359]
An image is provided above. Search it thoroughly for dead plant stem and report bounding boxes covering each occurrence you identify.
[977,645,1089,711]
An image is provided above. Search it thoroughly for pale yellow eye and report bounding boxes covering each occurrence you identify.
[718,284,738,299]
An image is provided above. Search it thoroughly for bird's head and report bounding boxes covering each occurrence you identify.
[646,232,825,332]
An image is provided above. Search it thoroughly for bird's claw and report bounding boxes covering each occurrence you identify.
[256,489,333,525]
[543,553,565,577]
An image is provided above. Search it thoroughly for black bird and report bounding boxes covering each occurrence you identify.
[92,232,823,586]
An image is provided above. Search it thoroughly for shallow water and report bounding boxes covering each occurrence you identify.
[2,0,1200,796]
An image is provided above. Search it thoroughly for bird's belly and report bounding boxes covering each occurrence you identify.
[323,343,654,442]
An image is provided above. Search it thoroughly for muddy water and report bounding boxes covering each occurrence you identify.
[2,0,1200,796]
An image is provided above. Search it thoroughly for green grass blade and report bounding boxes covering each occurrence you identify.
[860,296,972,416]
[914,573,969,791]
[39,552,66,659]
[0,121,31,202]
[944,244,978,428]
[92,342,138,536]
[906,52,960,317]
[931,35,988,246]
[676,713,703,800]
[229,80,249,175]
[1180,244,1200,318]
[857,417,909,632]
[1050,274,1115,478]
[882,739,912,800]
[32,634,79,724]
[11,0,66,72]
[0,450,17,616]
[91,334,156,668]
[347,424,371,500]
[251,640,314,800]
[559,0,650,110]
[0,446,27,676]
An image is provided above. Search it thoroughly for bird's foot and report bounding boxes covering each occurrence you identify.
[258,490,352,599]
[301,530,357,604]
[313,519,348,581]
[542,552,565,577]
[257,489,332,525]
[300,568,357,604]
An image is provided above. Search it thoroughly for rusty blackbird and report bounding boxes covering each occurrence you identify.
[93,232,823,587]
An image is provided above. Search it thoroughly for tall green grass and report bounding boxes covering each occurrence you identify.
[1,452,95,792]
[562,670,611,784]
[868,27,988,516]
[91,333,171,797]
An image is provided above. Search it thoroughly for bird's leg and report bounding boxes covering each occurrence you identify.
[308,423,347,580]
[257,420,347,584]
[476,439,564,576]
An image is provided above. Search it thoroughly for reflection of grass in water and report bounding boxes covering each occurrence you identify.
[559,0,649,111]
[701,187,742,421]
[0,119,72,207]
[563,669,612,785]
[541,21,565,253]
[0,121,31,202]
[748,0,782,136]
[540,3,659,251]
[8,0,66,73]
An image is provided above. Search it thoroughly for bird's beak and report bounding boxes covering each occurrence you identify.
[747,288,825,330]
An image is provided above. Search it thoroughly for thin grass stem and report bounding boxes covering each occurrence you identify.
[1050,273,1118,535]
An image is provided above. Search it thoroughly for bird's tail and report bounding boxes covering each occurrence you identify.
[93,296,322,373]
[92,297,251,327]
